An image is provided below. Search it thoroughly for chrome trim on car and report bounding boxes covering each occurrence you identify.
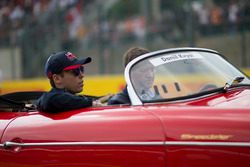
[165,141,250,147]
[2,141,250,148]
[3,141,164,147]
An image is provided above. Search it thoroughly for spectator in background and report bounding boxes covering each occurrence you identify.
[108,47,150,105]
[240,1,250,29]
[197,4,210,36]
[228,0,239,34]
[210,4,223,34]
[9,3,24,44]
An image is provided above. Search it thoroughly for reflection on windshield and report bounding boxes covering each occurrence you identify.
[130,51,250,102]
[130,60,159,100]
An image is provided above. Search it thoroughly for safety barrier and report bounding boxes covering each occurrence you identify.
[0,75,125,96]
[1,69,250,96]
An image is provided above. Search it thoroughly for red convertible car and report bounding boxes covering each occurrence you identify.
[1,48,250,167]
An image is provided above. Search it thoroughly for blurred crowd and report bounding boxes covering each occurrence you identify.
[0,0,249,47]
[192,1,250,36]
[82,0,250,52]
[0,0,249,77]
[0,0,85,46]
[116,0,250,43]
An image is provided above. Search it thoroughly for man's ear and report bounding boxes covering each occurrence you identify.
[52,74,62,85]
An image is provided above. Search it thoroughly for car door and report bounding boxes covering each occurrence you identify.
[0,113,18,139]
[0,106,166,167]
[0,112,28,165]
[0,112,27,142]
[144,105,250,167]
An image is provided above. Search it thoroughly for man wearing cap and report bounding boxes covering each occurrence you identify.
[37,51,103,113]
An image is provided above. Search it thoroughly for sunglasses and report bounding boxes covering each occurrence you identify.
[64,66,84,76]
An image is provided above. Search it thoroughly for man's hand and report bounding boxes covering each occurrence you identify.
[92,94,114,107]
[92,99,103,107]
[97,94,114,103]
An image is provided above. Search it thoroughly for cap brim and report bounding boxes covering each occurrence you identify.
[78,57,92,65]
[63,57,92,71]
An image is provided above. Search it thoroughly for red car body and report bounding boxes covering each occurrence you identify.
[0,48,250,167]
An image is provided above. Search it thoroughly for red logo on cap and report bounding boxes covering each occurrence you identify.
[65,52,77,61]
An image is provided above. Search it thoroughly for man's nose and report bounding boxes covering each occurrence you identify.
[79,71,84,78]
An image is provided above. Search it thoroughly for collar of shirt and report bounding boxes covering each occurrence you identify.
[140,90,155,100]
[51,87,66,93]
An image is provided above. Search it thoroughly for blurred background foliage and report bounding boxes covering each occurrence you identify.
[0,0,249,80]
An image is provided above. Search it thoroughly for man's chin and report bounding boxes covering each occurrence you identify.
[77,89,83,93]
[73,88,83,94]
[143,84,152,90]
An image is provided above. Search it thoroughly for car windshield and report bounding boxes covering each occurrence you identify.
[129,50,250,102]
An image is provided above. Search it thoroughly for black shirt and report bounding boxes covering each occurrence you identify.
[37,88,93,113]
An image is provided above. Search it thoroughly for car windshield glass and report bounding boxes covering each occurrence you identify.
[129,51,250,102]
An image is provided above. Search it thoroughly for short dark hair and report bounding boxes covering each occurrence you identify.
[49,78,56,88]
[123,47,149,67]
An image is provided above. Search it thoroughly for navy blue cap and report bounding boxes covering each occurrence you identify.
[45,51,91,78]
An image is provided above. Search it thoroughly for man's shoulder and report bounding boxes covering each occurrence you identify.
[108,90,130,105]
[37,89,92,112]
[37,89,66,103]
